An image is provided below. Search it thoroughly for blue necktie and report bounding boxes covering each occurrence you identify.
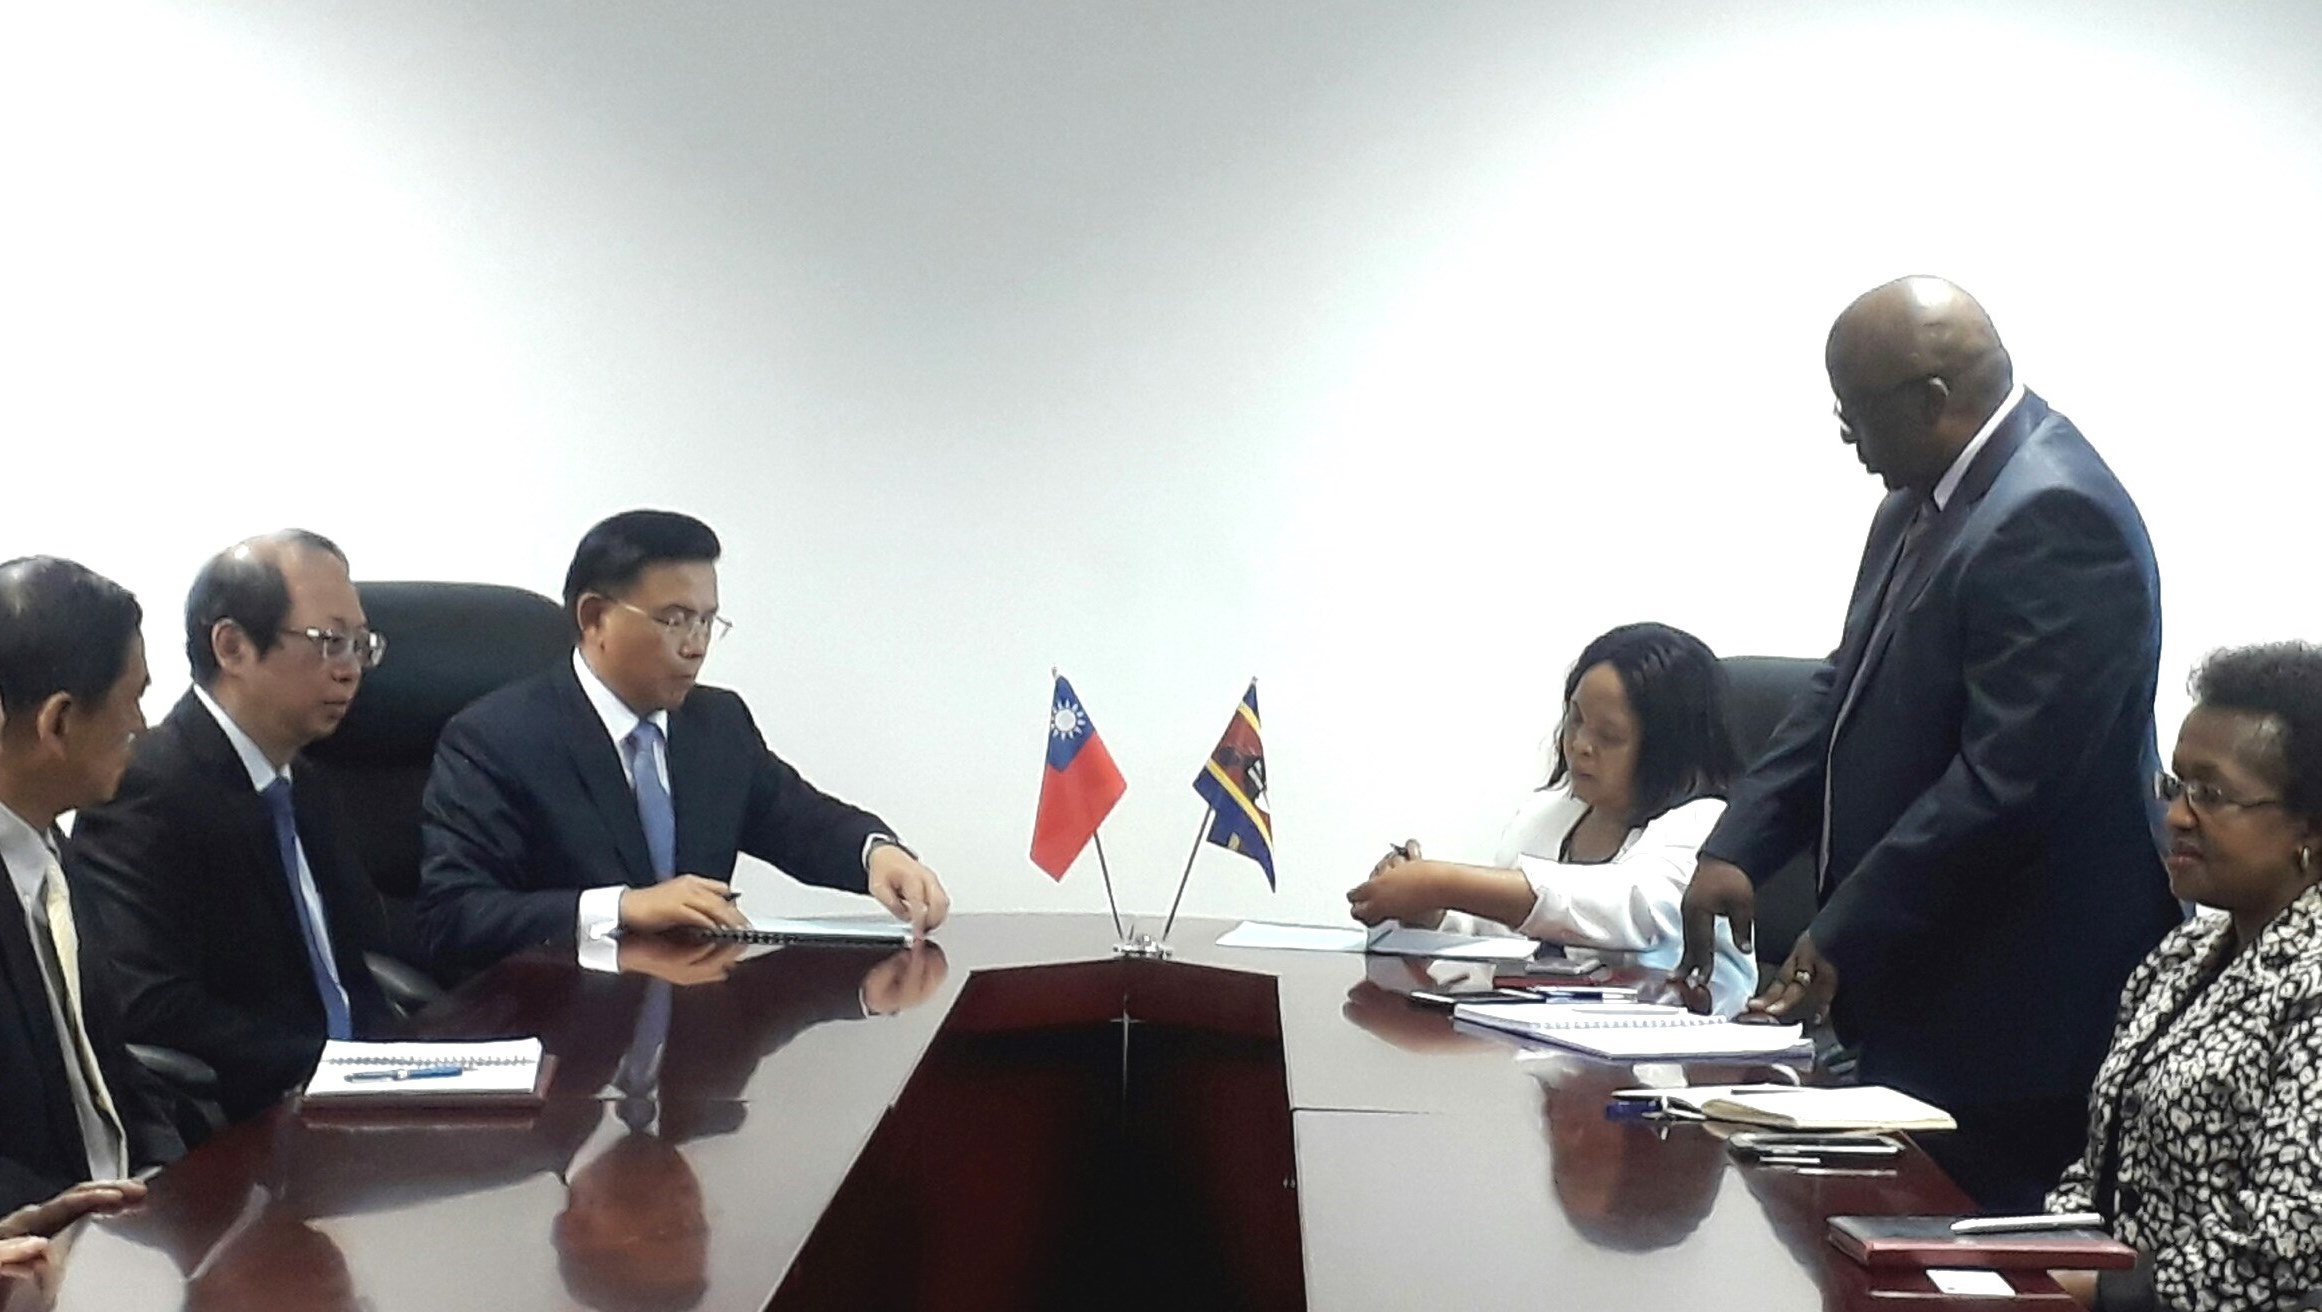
[261,778,353,1041]
[614,978,672,1133]
[625,722,676,882]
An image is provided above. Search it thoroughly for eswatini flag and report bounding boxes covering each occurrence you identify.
[1030,675,1127,879]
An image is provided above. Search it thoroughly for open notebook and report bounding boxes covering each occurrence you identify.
[1450,1000,1814,1061]
[1216,920,1538,962]
[301,1038,551,1108]
[1608,1082,1955,1130]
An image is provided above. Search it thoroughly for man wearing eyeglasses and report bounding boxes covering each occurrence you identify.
[1675,277,2182,1211]
[71,530,398,1122]
[415,509,949,973]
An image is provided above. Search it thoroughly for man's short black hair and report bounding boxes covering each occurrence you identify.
[0,556,145,723]
[184,530,349,687]
[1547,621,1740,827]
[562,511,722,631]
[2190,641,2322,825]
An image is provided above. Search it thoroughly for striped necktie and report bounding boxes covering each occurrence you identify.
[36,861,128,1172]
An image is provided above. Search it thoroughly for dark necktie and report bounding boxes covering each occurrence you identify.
[261,778,353,1040]
[624,723,676,882]
[1820,496,1941,892]
[1871,497,1939,637]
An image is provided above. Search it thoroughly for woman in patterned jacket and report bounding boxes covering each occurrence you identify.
[2047,642,2322,1311]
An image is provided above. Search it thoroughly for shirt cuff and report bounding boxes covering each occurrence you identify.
[860,833,911,872]
[576,885,626,973]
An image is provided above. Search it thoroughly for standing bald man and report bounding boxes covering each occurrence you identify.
[1678,277,2181,1209]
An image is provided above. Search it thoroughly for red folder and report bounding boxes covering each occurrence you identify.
[1827,1215,2138,1270]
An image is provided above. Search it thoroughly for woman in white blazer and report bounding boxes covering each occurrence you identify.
[1346,622,1755,996]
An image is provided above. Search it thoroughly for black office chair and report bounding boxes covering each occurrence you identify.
[304,581,572,986]
[1718,655,1823,976]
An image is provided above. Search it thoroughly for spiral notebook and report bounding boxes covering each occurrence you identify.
[1450,1000,1813,1061]
[301,1038,552,1108]
[701,914,912,947]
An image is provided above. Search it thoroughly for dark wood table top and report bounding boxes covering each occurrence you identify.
[19,914,2071,1311]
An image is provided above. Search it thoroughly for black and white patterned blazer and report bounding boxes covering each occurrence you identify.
[2048,880,2322,1311]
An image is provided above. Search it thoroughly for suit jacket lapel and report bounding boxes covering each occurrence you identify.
[0,872,97,1174]
[288,760,387,1012]
[1825,492,1920,713]
[1834,395,2043,732]
[167,694,310,949]
[664,701,713,876]
[551,662,654,883]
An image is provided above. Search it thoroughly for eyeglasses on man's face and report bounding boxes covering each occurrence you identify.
[279,627,387,670]
[2153,770,2284,817]
[611,599,734,646]
[1833,373,1943,441]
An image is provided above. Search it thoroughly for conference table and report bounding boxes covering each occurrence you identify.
[22,914,2070,1311]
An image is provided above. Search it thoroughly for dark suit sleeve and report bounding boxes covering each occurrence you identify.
[69,778,324,1109]
[1699,656,1842,881]
[0,1156,71,1216]
[731,699,882,896]
[416,717,580,971]
[1810,488,2159,992]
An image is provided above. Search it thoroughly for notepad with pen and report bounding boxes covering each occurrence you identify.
[300,1038,553,1109]
[1450,1000,1814,1061]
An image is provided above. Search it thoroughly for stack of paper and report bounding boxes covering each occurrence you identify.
[301,1038,551,1109]
[1451,1000,1813,1061]
[1215,920,1538,962]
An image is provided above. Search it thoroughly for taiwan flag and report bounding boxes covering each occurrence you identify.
[1193,681,1274,888]
[1031,675,1128,880]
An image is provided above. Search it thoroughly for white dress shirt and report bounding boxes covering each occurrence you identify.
[572,650,674,968]
[1931,380,2026,511]
[190,686,353,1022]
[0,801,128,1182]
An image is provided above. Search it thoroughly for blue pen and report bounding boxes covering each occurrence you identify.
[345,1064,468,1083]
[1534,985,1639,1001]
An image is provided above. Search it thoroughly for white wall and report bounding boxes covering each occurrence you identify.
[4,0,2319,930]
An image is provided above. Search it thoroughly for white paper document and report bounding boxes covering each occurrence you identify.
[1927,1269,2014,1297]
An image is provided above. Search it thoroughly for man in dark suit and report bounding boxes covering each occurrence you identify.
[0,557,181,1235]
[71,531,398,1121]
[417,509,950,973]
[1677,277,2181,1209]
